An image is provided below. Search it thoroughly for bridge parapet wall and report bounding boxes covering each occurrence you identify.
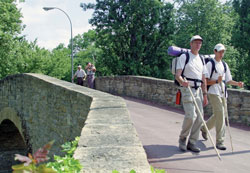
[0,73,91,155]
[0,73,150,172]
[95,75,250,126]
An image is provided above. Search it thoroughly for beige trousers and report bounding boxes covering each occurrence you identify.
[202,94,225,145]
[179,87,204,145]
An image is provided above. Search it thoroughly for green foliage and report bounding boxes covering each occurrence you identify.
[71,30,103,76]
[112,166,166,173]
[81,0,175,79]
[46,155,82,173]
[12,137,81,173]
[1,0,249,89]
[0,0,23,79]
[112,170,120,173]
[173,0,235,54]
[151,166,166,173]
[46,137,82,173]
[232,0,250,51]
[232,0,250,88]
[172,0,249,88]
[61,136,80,157]
[12,164,56,173]
[12,141,56,173]
[47,46,72,81]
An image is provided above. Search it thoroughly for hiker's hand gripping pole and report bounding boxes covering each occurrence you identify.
[184,77,222,160]
[220,82,233,153]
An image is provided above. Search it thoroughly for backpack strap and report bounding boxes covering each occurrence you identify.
[181,52,190,77]
[210,59,216,79]
[181,52,204,89]
[199,55,205,65]
[207,59,228,92]
[209,59,227,79]
[222,60,227,73]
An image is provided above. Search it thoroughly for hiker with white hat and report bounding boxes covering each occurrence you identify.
[201,43,244,151]
[175,35,209,152]
[72,65,86,86]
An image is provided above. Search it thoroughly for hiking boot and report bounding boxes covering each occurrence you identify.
[179,137,187,151]
[201,128,208,140]
[216,143,227,150]
[187,142,201,153]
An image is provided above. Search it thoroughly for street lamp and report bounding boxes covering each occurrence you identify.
[43,7,74,83]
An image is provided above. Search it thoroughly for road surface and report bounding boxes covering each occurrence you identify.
[124,96,250,173]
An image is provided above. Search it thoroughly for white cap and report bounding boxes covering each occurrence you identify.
[190,35,203,42]
[214,43,226,52]
[78,65,82,68]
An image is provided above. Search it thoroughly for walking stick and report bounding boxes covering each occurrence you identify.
[184,78,222,160]
[220,82,234,153]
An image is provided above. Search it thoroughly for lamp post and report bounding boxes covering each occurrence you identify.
[43,7,74,83]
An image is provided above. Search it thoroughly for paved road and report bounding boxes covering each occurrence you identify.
[124,96,250,173]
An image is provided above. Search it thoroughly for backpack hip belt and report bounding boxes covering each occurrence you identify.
[185,77,203,89]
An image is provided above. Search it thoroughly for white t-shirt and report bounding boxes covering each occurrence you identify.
[75,69,86,78]
[176,52,208,87]
[206,59,232,98]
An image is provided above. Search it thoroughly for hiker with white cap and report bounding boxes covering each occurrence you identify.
[175,35,208,152]
[201,43,244,150]
[72,65,86,86]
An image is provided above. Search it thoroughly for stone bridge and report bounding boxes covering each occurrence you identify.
[1,73,249,172]
[0,73,150,172]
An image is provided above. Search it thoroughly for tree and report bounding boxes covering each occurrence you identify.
[173,0,242,84]
[46,46,72,81]
[173,0,235,54]
[0,0,23,78]
[71,30,103,76]
[81,0,175,79]
[232,0,250,88]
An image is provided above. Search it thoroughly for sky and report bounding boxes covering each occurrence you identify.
[17,0,96,50]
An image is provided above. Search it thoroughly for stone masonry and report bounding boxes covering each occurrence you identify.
[95,75,250,126]
[0,73,150,173]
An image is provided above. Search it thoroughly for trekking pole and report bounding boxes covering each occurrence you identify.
[220,82,234,153]
[184,78,222,160]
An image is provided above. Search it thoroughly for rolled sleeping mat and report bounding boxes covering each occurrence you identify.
[202,54,215,58]
[168,46,189,56]
[168,46,215,58]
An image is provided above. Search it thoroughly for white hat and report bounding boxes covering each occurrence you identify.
[78,65,82,68]
[214,43,226,52]
[190,35,203,42]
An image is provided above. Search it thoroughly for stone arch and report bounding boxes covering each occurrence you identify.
[0,107,25,141]
[0,107,28,172]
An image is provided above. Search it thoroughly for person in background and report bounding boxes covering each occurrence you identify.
[72,65,86,86]
[85,62,96,89]
[201,43,244,150]
[175,35,208,153]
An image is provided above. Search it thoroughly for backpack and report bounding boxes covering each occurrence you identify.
[174,52,204,86]
[168,46,227,88]
[205,56,227,91]
[204,56,227,79]
[168,46,204,86]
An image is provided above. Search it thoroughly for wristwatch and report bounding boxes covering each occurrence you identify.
[216,80,218,83]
